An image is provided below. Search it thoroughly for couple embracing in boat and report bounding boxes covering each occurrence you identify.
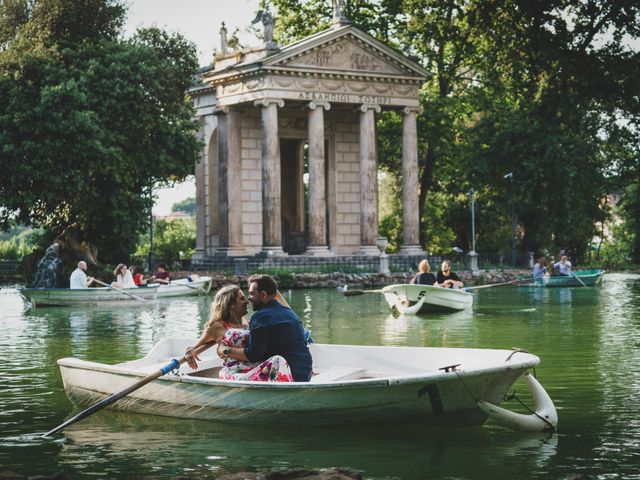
[184,274,313,383]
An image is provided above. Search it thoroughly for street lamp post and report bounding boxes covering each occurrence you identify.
[148,190,155,273]
[466,188,478,273]
[469,188,476,253]
[504,172,515,266]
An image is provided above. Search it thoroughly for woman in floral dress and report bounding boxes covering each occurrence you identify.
[184,284,293,382]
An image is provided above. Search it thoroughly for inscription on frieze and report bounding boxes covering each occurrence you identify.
[298,91,391,105]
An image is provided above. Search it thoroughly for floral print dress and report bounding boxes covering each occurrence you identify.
[219,327,294,382]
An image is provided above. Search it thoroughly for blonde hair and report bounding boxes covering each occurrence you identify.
[203,284,241,342]
[418,259,430,273]
[113,263,125,276]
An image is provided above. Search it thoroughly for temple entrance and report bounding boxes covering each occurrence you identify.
[280,139,306,254]
[280,138,332,254]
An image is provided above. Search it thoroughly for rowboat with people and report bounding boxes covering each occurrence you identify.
[19,276,213,307]
[381,284,474,313]
[523,269,605,288]
[54,337,557,432]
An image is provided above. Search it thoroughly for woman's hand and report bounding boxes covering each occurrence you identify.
[184,346,201,370]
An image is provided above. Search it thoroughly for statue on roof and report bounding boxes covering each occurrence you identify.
[332,0,351,25]
[219,22,229,54]
[251,9,277,49]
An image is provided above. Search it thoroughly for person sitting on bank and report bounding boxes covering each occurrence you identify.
[553,255,572,276]
[111,264,136,289]
[131,266,148,287]
[69,261,95,289]
[533,256,549,282]
[151,263,171,284]
[436,260,464,289]
[410,259,437,286]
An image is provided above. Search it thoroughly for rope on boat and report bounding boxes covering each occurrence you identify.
[505,347,530,362]
[503,382,557,432]
[454,368,557,433]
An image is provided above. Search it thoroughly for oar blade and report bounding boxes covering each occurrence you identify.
[343,290,365,297]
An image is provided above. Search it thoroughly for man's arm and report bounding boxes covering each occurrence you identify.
[243,323,268,363]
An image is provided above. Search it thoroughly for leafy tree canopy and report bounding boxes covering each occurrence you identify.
[0,0,200,263]
[171,197,196,216]
[268,0,640,262]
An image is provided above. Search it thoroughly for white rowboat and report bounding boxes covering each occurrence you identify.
[20,277,213,307]
[57,338,557,431]
[382,284,474,314]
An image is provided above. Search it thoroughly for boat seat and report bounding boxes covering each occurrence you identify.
[310,367,365,383]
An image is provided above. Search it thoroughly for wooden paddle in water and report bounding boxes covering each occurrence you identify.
[93,278,147,302]
[570,271,588,287]
[342,288,385,297]
[42,342,214,437]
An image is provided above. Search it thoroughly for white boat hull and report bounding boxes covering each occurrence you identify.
[382,284,473,313]
[20,277,213,307]
[58,339,544,427]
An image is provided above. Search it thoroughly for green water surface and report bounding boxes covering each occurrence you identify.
[1,273,639,479]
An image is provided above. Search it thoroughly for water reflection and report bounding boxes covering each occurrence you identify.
[3,276,640,478]
[58,411,559,480]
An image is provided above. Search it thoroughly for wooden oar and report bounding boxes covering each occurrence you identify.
[93,278,147,302]
[42,342,214,437]
[343,288,384,297]
[464,279,530,291]
[570,271,588,287]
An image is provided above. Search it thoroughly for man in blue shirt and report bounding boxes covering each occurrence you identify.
[216,274,313,382]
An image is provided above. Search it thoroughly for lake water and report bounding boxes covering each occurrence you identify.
[1,273,639,479]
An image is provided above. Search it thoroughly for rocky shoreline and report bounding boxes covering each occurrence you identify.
[178,269,533,290]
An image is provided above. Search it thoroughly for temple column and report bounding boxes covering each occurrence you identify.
[215,106,244,256]
[193,119,206,261]
[305,101,333,256]
[399,106,425,255]
[255,98,286,256]
[357,104,381,255]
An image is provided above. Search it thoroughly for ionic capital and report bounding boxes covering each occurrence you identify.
[306,101,331,111]
[254,98,285,108]
[214,105,230,116]
[402,106,420,115]
[358,104,382,114]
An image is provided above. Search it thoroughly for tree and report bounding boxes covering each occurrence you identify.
[461,0,640,260]
[0,0,200,263]
[269,0,640,261]
[171,197,196,216]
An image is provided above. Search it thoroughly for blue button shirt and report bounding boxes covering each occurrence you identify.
[244,300,313,382]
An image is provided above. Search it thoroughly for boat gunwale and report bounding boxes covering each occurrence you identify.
[57,345,540,390]
[19,277,211,294]
[382,284,474,298]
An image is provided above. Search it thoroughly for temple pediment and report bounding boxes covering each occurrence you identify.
[274,36,407,76]
[265,26,428,80]
[204,24,428,108]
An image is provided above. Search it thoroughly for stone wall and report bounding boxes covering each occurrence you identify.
[178,268,531,290]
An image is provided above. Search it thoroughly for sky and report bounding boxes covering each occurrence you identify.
[123,0,260,215]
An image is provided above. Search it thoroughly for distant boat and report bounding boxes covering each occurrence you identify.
[382,284,474,314]
[19,276,213,307]
[524,269,606,288]
[57,338,557,432]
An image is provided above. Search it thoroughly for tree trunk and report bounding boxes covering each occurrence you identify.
[418,144,437,244]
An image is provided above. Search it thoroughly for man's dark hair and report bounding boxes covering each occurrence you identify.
[158,263,167,269]
[248,274,278,296]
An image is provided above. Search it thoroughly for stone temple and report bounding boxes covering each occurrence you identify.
[190,9,428,265]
